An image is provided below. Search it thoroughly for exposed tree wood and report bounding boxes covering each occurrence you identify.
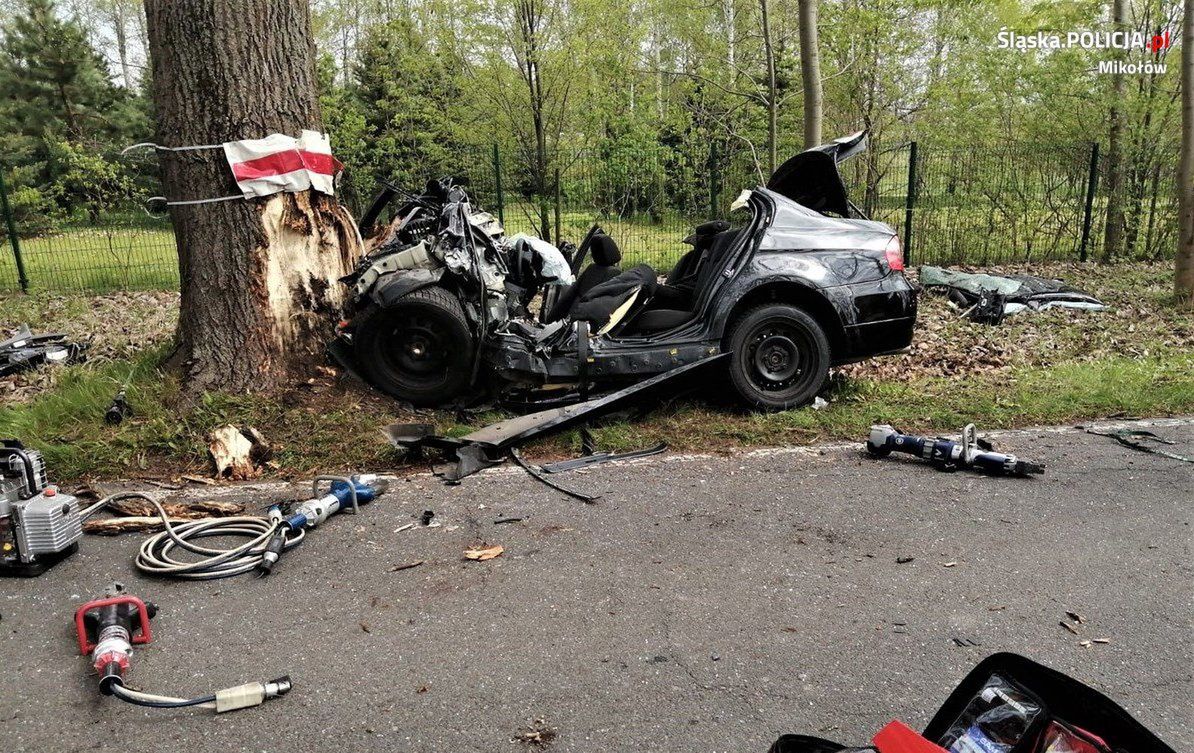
[207,424,271,479]
[84,498,246,535]
[143,0,362,395]
[798,0,823,149]
[103,497,246,518]
[1178,0,1194,305]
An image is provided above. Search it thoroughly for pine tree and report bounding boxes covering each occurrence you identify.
[0,0,147,226]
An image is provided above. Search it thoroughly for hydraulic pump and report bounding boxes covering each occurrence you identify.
[0,439,82,577]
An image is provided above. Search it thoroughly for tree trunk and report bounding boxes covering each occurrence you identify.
[797,0,822,149]
[144,0,361,395]
[1102,0,1128,260]
[111,4,133,88]
[515,0,552,243]
[723,0,735,72]
[759,0,778,174]
[1177,0,1194,304]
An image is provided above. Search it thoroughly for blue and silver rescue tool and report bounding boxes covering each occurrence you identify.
[258,474,389,576]
[866,424,1043,477]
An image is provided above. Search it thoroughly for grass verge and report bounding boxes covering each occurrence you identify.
[1,349,1189,482]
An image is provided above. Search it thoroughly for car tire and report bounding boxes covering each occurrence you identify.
[352,287,475,406]
[725,304,830,411]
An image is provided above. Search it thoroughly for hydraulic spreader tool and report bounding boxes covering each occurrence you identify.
[867,424,1044,477]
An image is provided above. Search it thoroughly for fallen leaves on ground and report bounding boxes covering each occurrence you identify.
[2,291,178,403]
[513,719,558,748]
[839,262,1192,382]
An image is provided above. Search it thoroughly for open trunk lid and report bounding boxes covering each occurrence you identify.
[766,131,867,217]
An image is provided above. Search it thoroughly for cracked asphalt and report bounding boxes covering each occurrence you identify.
[2,419,1191,752]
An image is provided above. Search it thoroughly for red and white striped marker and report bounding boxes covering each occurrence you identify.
[223,130,342,199]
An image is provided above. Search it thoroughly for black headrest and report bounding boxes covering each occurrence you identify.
[590,234,622,266]
[696,220,730,236]
[683,220,731,248]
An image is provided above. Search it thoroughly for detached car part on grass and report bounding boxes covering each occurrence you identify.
[333,132,917,412]
[386,354,728,481]
[919,266,1107,325]
[0,325,87,377]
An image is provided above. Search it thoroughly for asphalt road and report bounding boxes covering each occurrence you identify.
[2,419,1191,752]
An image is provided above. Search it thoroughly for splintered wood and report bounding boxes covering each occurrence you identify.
[84,499,245,535]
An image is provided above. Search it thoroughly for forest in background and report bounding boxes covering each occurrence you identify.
[0,0,1183,265]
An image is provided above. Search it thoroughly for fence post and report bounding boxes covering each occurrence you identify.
[902,141,918,267]
[1079,142,1099,262]
[708,142,720,220]
[0,166,28,293]
[491,143,505,226]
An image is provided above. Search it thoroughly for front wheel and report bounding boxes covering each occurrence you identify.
[725,304,830,411]
[352,287,476,406]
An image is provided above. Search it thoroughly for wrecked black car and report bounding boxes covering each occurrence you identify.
[333,132,917,411]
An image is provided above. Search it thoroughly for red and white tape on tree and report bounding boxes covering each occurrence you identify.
[124,130,343,208]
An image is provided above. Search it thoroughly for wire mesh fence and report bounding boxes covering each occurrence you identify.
[0,140,1179,295]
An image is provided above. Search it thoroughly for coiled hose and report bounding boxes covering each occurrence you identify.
[81,491,305,580]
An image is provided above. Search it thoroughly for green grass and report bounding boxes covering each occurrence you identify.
[3,258,1192,481]
[0,226,178,293]
[2,349,1190,482]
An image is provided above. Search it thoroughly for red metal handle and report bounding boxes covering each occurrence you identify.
[74,595,153,655]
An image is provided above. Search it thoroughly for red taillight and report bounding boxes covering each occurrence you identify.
[884,235,905,272]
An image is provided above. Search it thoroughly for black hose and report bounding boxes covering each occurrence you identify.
[110,682,215,709]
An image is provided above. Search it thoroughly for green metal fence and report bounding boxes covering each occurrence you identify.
[0,141,1179,294]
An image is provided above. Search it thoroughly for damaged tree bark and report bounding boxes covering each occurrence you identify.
[144,0,361,394]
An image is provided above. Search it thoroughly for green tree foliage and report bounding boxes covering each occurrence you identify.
[45,139,139,223]
[10,0,1183,262]
[319,18,464,208]
[0,0,147,229]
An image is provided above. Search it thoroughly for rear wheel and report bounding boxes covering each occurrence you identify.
[352,287,475,406]
[725,304,830,411]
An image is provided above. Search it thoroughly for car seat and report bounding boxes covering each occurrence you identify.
[624,225,745,334]
[652,220,730,310]
[543,233,623,323]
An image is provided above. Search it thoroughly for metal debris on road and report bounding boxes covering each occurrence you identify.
[1087,428,1193,464]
